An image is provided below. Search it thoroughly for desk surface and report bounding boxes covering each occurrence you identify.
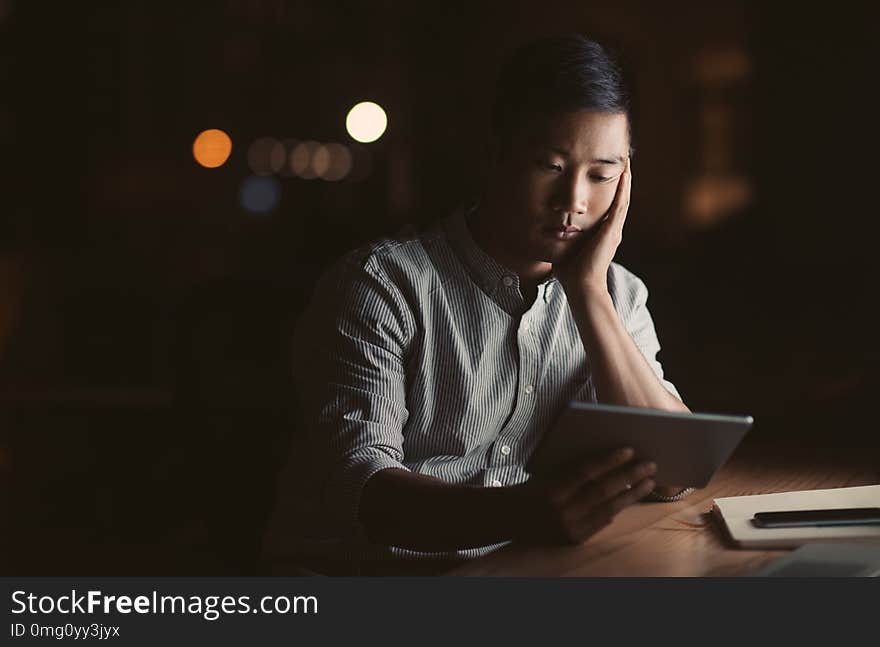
[448,442,880,576]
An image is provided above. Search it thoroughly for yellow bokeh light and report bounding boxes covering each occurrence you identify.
[193,129,233,168]
[345,101,387,143]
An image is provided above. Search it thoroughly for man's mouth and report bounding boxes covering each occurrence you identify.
[543,225,583,240]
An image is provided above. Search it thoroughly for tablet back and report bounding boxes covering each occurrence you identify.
[526,402,754,488]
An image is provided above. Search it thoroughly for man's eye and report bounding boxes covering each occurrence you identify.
[540,161,563,172]
[590,175,612,182]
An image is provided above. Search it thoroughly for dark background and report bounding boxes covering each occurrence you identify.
[1,1,877,574]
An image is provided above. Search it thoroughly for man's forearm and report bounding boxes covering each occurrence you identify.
[359,468,523,551]
[568,286,688,413]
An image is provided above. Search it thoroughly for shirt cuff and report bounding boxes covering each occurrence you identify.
[325,454,411,540]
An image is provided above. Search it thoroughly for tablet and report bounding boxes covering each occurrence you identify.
[526,402,754,488]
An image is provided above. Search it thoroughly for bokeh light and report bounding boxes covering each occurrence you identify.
[239,175,280,214]
[684,175,752,227]
[313,143,353,181]
[290,140,321,179]
[345,101,387,143]
[247,137,286,175]
[277,139,299,178]
[192,129,232,168]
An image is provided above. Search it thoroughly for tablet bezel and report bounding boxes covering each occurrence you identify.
[526,401,754,488]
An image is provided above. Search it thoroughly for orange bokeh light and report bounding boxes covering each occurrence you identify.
[192,129,233,168]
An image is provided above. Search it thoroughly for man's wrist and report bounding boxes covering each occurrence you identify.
[565,282,618,352]
[563,281,614,314]
[563,278,610,300]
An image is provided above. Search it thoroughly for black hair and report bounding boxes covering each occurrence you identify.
[491,34,632,157]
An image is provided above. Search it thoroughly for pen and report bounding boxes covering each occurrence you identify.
[752,507,880,529]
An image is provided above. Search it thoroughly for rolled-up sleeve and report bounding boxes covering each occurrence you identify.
[297,254,416,537]
[608,264,682,401]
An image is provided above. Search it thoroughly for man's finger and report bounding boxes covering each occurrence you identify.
[583,476,656,527]
[569,459,657,514]
[609,157,631,234]
[588,159,629,252]
[607,157,629,205]
[566,475,655,543]
[555,447,634,500]
[604,476,657,516]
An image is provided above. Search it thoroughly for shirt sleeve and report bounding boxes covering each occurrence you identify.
[608,264,682,401]
[296,253,416,539]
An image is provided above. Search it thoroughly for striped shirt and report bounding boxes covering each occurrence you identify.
[290,205,680,563]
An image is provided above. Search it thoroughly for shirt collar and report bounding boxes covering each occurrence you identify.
[443,204,557,312]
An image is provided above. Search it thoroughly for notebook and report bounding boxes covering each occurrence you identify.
[712,484,880,549]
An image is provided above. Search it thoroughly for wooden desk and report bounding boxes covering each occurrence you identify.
[448,442,880,576]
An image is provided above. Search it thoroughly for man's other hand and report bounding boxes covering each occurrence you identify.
[511,446,656,545]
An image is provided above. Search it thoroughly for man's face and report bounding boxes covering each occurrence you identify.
[486,110,630,266]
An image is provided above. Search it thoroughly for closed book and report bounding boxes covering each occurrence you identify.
[712,484,880,549]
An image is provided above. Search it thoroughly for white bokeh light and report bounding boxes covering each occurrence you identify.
[345,101,388,143]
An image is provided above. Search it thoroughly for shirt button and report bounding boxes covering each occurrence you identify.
[524,384,534,394]
[502,276,514,287]
[490,479,503,487]
[523,323,531,332]
[500,444,511,456]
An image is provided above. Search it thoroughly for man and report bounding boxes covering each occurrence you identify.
[283,34,690,573]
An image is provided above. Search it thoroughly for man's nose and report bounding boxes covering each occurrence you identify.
[551,173,590,220]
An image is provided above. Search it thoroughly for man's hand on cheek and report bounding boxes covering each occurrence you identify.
[553,158,631,296]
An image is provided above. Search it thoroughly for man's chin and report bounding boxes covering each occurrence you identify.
[532,242,570,265]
